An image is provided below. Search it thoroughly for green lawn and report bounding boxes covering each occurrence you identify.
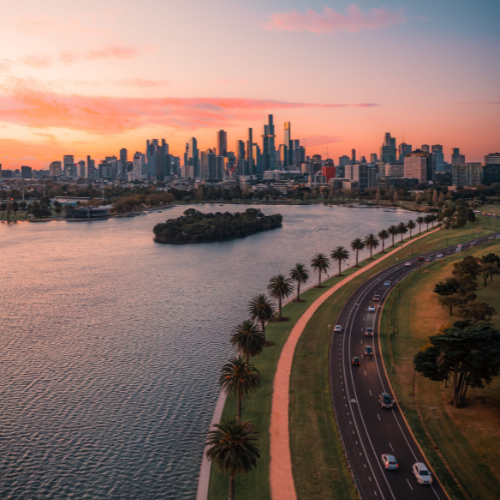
[379,237,500,500]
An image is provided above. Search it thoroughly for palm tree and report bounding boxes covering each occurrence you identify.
[290,263,310,302]
[248,294,276,340]
[430,214,437,227]
[231,320,265,361]
[416,216,424,234]
[397,222,407,243]
[424,214,432,231]
[331,246,349,276]
[219,357,261,419]
[310,253,330,288]
[206,417,260,500]
[388,225,398,247]
[350,238,365,266]
[267,274,293,320]
[378,229,389,253]
[364,233,379,259]
[407,220,416,238]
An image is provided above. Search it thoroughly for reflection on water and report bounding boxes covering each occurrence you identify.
[0,204,410,499]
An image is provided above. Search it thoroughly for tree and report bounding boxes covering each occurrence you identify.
[479,263,500,287]
[453,256,481,280]
[423,214,432,231]
[375,187,381,204]
[350,238,365,266]
[407,220,416,238]
[267,274,293,320]
[378,229,389,253]
[364,233,379,259]
[19,201,27,212]
[331,246,349,276]
[310,253,330,287]
[481,253,500,266]
[416,216,424,234]
[454,274,478,299]
[248,294,276,340]
[413,321,500,407]
[12,201,19,215]
[434,278,458,296]
[438,293,468,316]
[388,225,398,247]
[393,190,399,204]
[231,321,265,361]
[206,417,260,500]
[459,301,497,322]
[54,200,62,217]
[397,222,408,243]
[290,263,310,302]
[432,189,438,207]
[219,357,261,419]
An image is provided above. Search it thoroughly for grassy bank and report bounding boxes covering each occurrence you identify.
[380,237,500,500]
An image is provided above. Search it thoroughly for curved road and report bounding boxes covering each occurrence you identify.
[329,218,500,500]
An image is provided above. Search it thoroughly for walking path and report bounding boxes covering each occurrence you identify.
[270,229,440,500]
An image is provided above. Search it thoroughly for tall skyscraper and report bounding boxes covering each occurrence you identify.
[63,155,75,176]
[421,144,430,153]
[451,148,465,166]
[247,128,254,174]
[351,149,356,164]
[431,145,444,172]
[236,140,245,175]
[398,143,412,161]
[78,160,86,177]
[50,161,62,176]
[188,137,199,178]
[284,121,292,166]
[262,114,276,171]
[380,133,397,163]
[404,150,434,183]
[370,153,378,163]
[217,130,227,157]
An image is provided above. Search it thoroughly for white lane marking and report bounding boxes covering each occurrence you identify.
[369,477,372,482]
[364,370,367,376]
[364,464,367,468]
[369,390,372,396]
[389,442,394,451]
[406,479,413,491]
[377,414,381,421]
[360,340,363,344]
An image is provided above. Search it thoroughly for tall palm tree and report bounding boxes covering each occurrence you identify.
[388,225,398,247]
[219,357,261,419]
[231,320,265,361]
[267,274,293,320]
[364,233,380,259]
[310,253,330,288]
[290,263,310,302]
[407,220,416,238]
[430,214,437,227]
[397,222,408,243]
[248,294,276,340]
[206,417,260,500]
[331,246,349,276]
[350,237,365,267]
[378,229,389,253]
[416,216,424,234]
[424,214,432,231]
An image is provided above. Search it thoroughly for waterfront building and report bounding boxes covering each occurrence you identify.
[451,148,465,166]
[262,114,276,170]
[380,133,397,163]
[452,163,483,187]
[484,153,500,164]
[217,130,227,157]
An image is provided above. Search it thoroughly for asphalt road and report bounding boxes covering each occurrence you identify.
[329,216,500,500]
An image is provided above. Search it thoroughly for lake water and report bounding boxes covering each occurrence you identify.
[0,203,411,499]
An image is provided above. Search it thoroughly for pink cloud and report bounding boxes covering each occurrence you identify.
[85,45,138,60]
[18,53,53,69]
[115,79,170,87]
[264,4,410,34]
[9,15,107,37]
[303,136,343,147]
[0,78,379,135]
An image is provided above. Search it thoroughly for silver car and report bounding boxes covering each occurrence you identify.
[381,454,398,470]
[413,462,432,485]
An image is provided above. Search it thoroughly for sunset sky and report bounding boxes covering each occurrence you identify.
[1,0,499,169]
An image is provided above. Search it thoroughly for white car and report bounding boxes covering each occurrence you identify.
[367,305,376,312]
[413,462,433,485]
[404,262,412,267]
[436,254,443,259]
[383,281,391,286]
[334,325,342,333]
[381,454,399,470]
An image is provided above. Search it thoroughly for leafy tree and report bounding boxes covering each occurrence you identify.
[407,220,416,238]
[331,246,349,276]
[481,253,500,266]
[19,201,27,212]
[453,256,481,280]
[416,216,424,234]
[12,201,19,215]
[454,274,478,299]
[378,229,389,253]
[434,278,458,296]
[290,263,310,302]
[479,263,500,287]
[364,233,379,259]
[459,301,497,322]
[310,253,330,287]
[414,321,500,407]
[397,222,408,243]
[388,225,398,247]
[267,274,293,320]
[206,417,260,500]
[230,321,265,361]
[248,294,276,340]
[423,214,432,231]
[350,238,365,266]
[438,293,468,316]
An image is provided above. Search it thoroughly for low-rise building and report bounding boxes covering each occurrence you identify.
[452,163,483,186]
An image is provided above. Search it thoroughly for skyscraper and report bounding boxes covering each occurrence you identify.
[451,148,465,166]
[247,128,254,174]
[431,145,444,172]
[370,153,378,163]
[404,150,434,183]
[421,144,430,153]
[262,114,276,171]
[284,121,292,166]
[380,133,397,163]
[188,137,199,178]
[398,143,412,161]
[63,155,75,176]
[351,149,356,164]
[217,130,227,157]
[485,153,500,164]
[236,140,245,175]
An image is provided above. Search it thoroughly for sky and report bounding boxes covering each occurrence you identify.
[0,0,499,169]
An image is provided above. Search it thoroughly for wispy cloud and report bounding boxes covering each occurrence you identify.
[0,78,379,135]
[303,136,343,147]
[458,101,500,105]
[9,15,107,37]
[263,4,411,34]
[18,53,53,69]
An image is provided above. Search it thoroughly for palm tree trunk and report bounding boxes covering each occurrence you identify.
[261,319,266,338]
[278,296,282,319]
[370,247,373,259]
[318,271,321,287]
[297,282,301,301]
[229,475,235,500]
[338,262,341,276]
[382,240,385,252]
[237,387,242,419]
[391,235,395,247]
[356,250,359,266]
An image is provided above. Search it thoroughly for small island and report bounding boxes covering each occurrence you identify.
[153,208,283,244]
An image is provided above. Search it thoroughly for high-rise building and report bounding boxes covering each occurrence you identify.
[236,140,246,175]
[217,130,227,157]
[351,164,369,189]
[78,160,86,177]
[421,144,430,153]
[130,152,144,181]
[380,133,397,163]
[216,156,225,181]
[21,166,32,179]
[370,153,378,163]
[262,114,276,171]
[451,148,465,166]
[398,143,412,161]
[339,155,351,167]
[431,145,445,172]
[63,155,76,176]
[50,161,62,176]
[247,128,254,174]
[404,150,433,183]
[452,163,483,187]
[146,139,169,180]
[284,121,293,166]
[484,153,500,164]
[187,138,198,178]
[483,164,500,185]
[385,163,404,177]
[351,149,356,165]
[321,166,336,182]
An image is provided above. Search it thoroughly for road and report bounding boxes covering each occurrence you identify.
[329,217,500,500]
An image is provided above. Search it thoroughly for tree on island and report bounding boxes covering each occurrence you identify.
[407,220,416,238]
[290,263,310,302]
[231,321,265,362]
[364,233,379,259]
[310,253,330,287]
[206,418,260,500]
[397,222,408,243]
[350,238,365,267]
[331,246,349,276]
[388,225,398,247]
[267,274,293,320]
[248,295,276,341]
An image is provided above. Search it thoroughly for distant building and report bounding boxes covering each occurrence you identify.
[421,144,430,153]
[236,140,246,175]
[321,166,336,182]
[431,145,445,172]
[50,161,62,176]
[451,148,465,166]
[370,153,378,163]
[63,155,75,176]
[78,161,86,177]
[452,163,483,187]
[380,133,397,163]
[404,150,432,183]
[385,163,404,177]
[398,143,412,162]
[65,207,109,219]
[217,130,227,157]
[336,165,345,178]
[262,115,276,171]
[20,166,32,179]
[483,164,500,185]
[484,153,500,164]
[339,155,351,167]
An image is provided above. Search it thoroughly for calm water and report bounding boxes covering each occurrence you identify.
[0,204,410,499]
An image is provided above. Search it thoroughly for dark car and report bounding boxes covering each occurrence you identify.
[364,346,373,356]
[352,357,361,366]
[379,392,394,409]
[373,294,381,301]
[417,256,425,261]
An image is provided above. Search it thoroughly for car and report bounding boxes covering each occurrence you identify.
[457,244,463,248]
[417,256,425,261]
[383,281,391,286]
[471,242,476,246]
[368,305,376,312]
[404,262,412,266]
[489,236,494,240]
[497,235,500,239]
[381,454,399,470]
[373,294,381,301]
[379,392,394,409]
[436,254,443,259]
[352,357,360,366]
[455,247,462,253]
[413,462,433,485]
[364,346,373,356]
[334,325,342,332]
[365,327,374,336]
[425,257,431,262]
